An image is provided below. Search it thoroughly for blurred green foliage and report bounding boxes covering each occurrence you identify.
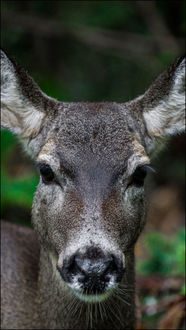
[138,229,185,276]
[1,130,39,223]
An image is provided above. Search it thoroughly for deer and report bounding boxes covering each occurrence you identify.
[1,49,185,329]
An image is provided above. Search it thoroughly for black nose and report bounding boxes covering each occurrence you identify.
[59,247,124,294]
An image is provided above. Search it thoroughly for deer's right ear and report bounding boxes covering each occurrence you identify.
[1,50,55,139]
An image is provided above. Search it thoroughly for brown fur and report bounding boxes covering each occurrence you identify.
[1,50,185,329]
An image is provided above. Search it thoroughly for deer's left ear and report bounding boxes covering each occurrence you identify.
[141,56,185,146]
[1,49,57,139]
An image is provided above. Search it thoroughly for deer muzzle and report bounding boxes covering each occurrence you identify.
[57,246,124,302]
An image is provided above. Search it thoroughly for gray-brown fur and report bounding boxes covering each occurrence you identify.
[1,49,185,329]
[1,221,40,329]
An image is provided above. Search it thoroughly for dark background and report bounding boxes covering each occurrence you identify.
[1,1,185,329]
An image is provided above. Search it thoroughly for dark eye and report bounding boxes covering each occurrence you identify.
[128,165,149,188]
[128,164,155,187]
[39,164,55,184]
[131,166,147,186]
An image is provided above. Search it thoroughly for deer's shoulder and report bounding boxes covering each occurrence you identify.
[1,220,40,271]
[1,220,40,329]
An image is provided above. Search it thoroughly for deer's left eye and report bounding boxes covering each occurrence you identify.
[131,166,147,186]
[39,164,55,184]
[128,164,155,187]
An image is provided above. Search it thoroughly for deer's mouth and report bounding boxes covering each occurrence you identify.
[65,272,119,302]
[70,286,116,302]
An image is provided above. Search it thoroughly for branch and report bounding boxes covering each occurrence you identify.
[134,1,179,54]
[2,8,181,61]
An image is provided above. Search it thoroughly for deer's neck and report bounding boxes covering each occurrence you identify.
[35,247,135,329]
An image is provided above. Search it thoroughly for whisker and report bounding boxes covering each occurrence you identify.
[95,292,98,323]
[90,302,93,329]
[104,299,123,328]
[114,291,131,306]
[99,301,104,322]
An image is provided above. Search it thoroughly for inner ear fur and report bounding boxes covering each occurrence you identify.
[142,56,185,138]
[1,49,58,139]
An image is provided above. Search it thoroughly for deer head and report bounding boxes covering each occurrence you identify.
[1,49,185,302]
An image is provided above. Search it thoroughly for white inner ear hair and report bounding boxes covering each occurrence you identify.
[1,59,45,138]
[143,58,185,137]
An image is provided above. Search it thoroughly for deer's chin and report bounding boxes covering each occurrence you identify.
[70,287,116,303]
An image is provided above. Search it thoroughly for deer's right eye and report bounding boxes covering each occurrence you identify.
[39,164,55,184]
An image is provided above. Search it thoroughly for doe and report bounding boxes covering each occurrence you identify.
[1,49,185,329]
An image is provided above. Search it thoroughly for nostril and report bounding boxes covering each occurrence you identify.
[101,256,118,277]
[104,274,111,283]
[58,255,79,283]
[109,254,120,272]
[78,277,85,283]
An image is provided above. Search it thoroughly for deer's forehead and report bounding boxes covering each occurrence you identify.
[38,102,148,167]
[55,108,134,149]
[37,112,149,174]
[42,112,129,155]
